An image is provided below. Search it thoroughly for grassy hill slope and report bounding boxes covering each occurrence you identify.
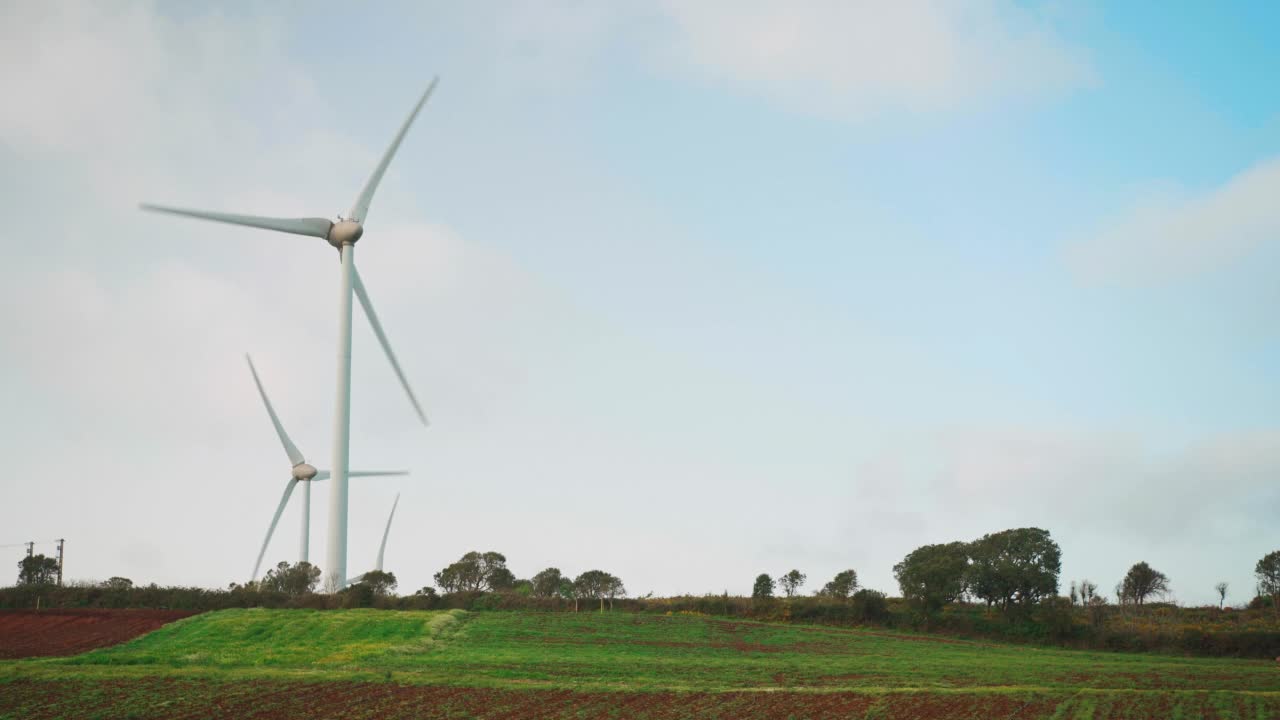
[2,609,1278,718]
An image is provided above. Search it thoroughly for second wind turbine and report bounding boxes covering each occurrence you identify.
[142,80,438,589]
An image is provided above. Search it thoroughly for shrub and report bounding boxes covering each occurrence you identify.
[851,589,889,623]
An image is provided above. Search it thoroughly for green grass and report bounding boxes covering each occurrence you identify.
[2,609,1278,718]
[53,608,465,669]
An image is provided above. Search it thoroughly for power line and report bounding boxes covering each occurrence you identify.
[0,540,62,548]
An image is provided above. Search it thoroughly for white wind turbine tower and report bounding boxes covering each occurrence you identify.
[246,354,407,582]
[142,80,437,589]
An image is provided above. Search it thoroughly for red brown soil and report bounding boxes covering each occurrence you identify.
[0,608,198,658]
[0,679,1118,720]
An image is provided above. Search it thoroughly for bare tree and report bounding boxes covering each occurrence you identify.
[1077,579,1098,606]
[1214,581,1228,609]
[1121,562,1170,606]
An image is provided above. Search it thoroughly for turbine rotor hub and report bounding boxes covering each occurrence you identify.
[292,463,319,481]
[327,220,364,248]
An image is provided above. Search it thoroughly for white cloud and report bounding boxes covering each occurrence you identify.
[847,425,1280,603]
[0,1,581,588]
[0,4,315,186]
[443,1,1091,120]
[1068,156,1280,283]
[0,2,1266,607]
[652,0,1092,118]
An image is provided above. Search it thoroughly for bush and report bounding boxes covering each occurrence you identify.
[851,589,889,623]
[340,583,375,609]
[1038,597,1079,642]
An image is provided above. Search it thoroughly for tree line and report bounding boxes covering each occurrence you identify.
[216,551,628,612]
[427,552,625,612]
[881,529,1279,623]
[740,531,1280,625]
[14,543,1280,620]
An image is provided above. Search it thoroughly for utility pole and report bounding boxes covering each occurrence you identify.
[25,541,33,558]
[56,539,65,586]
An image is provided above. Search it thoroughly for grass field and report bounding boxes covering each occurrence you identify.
[2,609,1278,718]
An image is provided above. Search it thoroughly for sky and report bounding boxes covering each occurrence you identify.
[1,1,1277,606]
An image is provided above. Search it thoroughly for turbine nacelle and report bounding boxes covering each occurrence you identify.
[327,220,364,249]
[291,462,319,481]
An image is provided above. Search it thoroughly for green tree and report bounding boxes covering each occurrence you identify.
[894,542,969,620]
[574,570,623,612]
[340,581,375,608]
[752,573,775,600]
[359,570,398,596]
[487,566,517,592]
[101,576,134,591]
[1256,551,1280,617]
[556,577,577,610]
[778,569,806,598]
[966,527,1061,613]
[433,551,511,593]
[531,567,564,598]
[603,574,626,610]
[260,561,321,595]
[17,554,60,585]
[1120,561,1169,606]
[818,569,859,600]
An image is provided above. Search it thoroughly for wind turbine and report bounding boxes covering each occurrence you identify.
[347,492,401,586]
[375,492,400,573]
[246,354,406,582]
[141,80,437,589]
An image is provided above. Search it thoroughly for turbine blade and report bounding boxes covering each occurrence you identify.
[352,266,429,426]
[314,470,404,481]
[140,204,332,239]
[246,354,306,467]
[252,478,299,582]
[347,78,439,223]
[376,493,400,572]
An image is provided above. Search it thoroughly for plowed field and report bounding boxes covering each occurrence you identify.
[1,678,1276,719]
[0,609,198,658]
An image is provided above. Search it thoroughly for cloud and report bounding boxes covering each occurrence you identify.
[652,0,1092,119]
[845,424,1280,602]
[1068,156,1280,283]
[0,1,582,588]
[446,1,1091,120]
[0,4,315,185]
[863,424,1280,541]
